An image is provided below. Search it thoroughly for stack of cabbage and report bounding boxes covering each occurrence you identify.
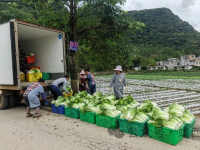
[51,92,139,118]
[80,92,121,117]
[51,91,89,108]
[137,100,158,117]
[148,102,194,130]
[120,107,149,123]
[164,103,195,124]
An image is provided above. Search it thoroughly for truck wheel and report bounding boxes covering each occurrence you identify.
[0,95,9,110]
[9,96,16,108]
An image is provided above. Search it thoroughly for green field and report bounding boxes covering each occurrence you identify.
[101,71,200,80]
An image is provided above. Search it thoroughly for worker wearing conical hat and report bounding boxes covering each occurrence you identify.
[109,65,127,99]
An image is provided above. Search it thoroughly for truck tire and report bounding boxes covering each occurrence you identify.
[0,95,9,110]
[9,96,16,108]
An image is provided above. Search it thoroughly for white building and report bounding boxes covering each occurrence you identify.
[155,55,198,70]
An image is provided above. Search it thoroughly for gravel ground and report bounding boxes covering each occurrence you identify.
[0,106,200,150]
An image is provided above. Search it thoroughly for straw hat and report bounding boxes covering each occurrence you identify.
[114,65,122,71]
[80,70,86,75]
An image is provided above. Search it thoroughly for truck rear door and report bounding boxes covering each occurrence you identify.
[0,22,17,85]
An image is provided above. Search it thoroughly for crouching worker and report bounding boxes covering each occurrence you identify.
[23,78,48,118]
[49,75,70,100]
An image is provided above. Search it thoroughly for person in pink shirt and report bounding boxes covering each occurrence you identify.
[79,70,87,92]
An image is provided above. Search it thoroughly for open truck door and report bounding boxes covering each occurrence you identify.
[0,21,17,109]
[0,22,17,86]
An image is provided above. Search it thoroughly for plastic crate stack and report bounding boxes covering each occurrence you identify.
[51,102,196,146]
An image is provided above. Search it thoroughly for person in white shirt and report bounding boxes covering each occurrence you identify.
[49,75,70,100]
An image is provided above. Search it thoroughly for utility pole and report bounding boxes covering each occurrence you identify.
[69,0,79,94]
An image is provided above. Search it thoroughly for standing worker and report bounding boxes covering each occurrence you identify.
[23,78,48,118]
[79,70,87,92]
[85,69,96,95]
[109,65,127,100]
[49,75,70,100]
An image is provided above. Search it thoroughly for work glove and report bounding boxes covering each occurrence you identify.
[125,86,128,91]
[109,87,112,92]
[45,101,48,106]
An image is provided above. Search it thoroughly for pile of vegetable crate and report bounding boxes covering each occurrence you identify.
[51,90,195,145]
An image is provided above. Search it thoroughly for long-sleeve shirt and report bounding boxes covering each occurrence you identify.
[110,73,127,99]
[24,83,46,108]
[110,73,127,87]
[86,73,95,88]
[51,78,68,92]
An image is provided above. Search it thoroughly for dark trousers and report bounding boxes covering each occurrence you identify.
[49,85,63,100]
[87,84,96,95]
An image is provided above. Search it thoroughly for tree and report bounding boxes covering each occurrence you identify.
[0,2,35,23]
[1,0,144,93]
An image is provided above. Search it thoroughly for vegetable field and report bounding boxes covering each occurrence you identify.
[95,77,200,115]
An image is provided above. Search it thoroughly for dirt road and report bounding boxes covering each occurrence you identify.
[0,106,200,150]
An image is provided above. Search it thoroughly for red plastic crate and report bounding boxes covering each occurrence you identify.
[26,55,35,64]
[29,66,40,70]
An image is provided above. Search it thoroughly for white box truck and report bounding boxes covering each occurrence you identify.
[0,19,67,110]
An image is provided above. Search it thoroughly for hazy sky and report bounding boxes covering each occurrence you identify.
[120,0,200,32]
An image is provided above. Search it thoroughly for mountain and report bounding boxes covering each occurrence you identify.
[128,8,200,61]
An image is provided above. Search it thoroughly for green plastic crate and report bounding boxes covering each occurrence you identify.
[184,119,195,138]
[119,118,149,137]
[148,123,185,146]
[65,107,80,119]
[96,114,119,129]
[42,72,50,80]
[80,112,96,124]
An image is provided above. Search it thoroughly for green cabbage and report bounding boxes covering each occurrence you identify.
[105,95,116,101]
[85,106,99,113]
[131,112,149,123]
[148,120,163,127]
[66,86,73,93]
[51,100,56,104]
[152,107,169,121]
[168,103,185,117]
[116,105,126,112]
[123,94,134,104]
[127,102,140,108]
[184,109,194,119]
[162,117,183,130]
[28,68,40,73]
[102,110,120,117]
[100,103,116,111]
[71,103,80,108]
[124,108,137,121]
[120,114,125,119]
[179,110,194,123]
[93,92,102,98]
[137,100,161,117]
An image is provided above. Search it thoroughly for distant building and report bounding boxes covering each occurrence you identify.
[194,57,200,67]
[134,67,141,71]
[155,55,199,70]
[166,58,179,69]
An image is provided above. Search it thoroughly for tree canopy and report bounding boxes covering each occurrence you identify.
[0,0,144,71]
[128,8,200,66]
